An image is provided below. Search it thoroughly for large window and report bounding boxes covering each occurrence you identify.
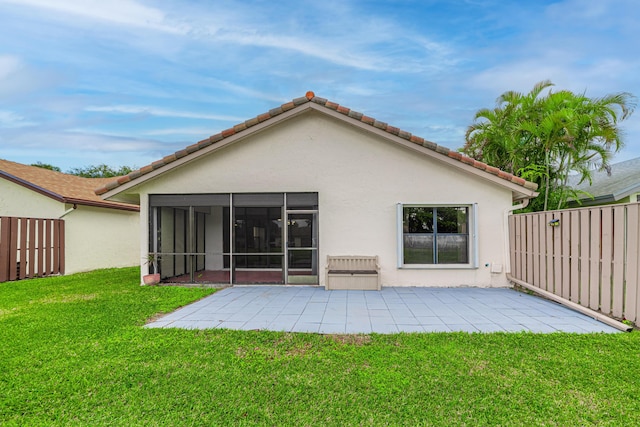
[399,205,476,267]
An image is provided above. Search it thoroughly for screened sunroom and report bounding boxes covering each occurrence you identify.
[148,192,318,285]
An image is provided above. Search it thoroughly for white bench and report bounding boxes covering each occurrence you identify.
[325,255,380,290]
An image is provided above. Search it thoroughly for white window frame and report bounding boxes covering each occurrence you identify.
[397,203,478,269]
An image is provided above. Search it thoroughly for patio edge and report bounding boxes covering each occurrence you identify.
[507,274,633,332]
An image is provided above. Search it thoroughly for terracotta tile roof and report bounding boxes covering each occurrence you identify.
[95,91,538,196]
[0,159,139,212]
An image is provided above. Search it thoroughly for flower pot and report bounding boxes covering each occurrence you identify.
[143,273,161,286]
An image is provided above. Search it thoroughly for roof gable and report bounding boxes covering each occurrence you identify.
[0,159,139,212]
[96,92,538,201]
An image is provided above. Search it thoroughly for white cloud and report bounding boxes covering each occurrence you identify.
[1,129,157,151]
[0,54,58,98]
[144,127,221,136]
[1,0,456,74]
[0,55,21,79]
[0,110,34,127]
[170,1,457,74]
[0,127,191,169]
[468,61,568,95]
[215,31,384,72]
[85,105,244,122]
[1,0,187,33]
[209,25,454,73]
[201,79,288,104]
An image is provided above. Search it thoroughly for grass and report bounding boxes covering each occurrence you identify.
[1,268,640,426]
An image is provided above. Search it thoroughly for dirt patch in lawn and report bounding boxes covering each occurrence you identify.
[326,334,372,346]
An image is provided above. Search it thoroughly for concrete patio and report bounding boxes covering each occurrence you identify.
[145,286,619,334]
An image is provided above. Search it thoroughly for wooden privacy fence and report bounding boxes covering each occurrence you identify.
[509,203,640,323]
[0,217,65,282]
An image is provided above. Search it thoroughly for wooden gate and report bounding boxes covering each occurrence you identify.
[0,217,65,282]
[509,203,640,324]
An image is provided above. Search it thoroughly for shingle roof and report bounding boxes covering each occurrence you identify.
[95,91,538,196]
[570,157,640,205]
[0,159,139,212]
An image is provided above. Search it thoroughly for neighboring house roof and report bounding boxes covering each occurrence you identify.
[569,157,640,206]
[0,159,139,212]
[96,91,538,201]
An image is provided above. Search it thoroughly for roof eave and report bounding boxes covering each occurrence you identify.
[572,194,614,207]
[0,170,66,203]
[573,184,640,206]
[64,198,140,212]
[612,183,640,201]
[0,170,139,212]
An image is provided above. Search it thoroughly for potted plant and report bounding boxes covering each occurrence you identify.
[143,253,161,286]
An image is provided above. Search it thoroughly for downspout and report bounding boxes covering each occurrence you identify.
[59,203,77,218]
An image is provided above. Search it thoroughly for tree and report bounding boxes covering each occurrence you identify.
[462,81,636,211]
[464,80,553,175]
[67,164,136,178]
[31,162,62,172]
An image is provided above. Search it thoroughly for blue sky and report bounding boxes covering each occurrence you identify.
[0,0,638,172]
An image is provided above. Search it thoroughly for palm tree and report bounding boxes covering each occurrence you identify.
[462,81,636,211]
[463,80,553,175]
[550,91,633,209]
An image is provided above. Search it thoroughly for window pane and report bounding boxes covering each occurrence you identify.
[288,250,313,269]
[269,255,283,269]
[436,235,469,264]
[287,193,318,210]
[436,207,468,233]
[150,194,230,207]
[404,207,433,233]
[234,207,283,253]
[233,193,283,207]
[403,234,434,264]
[233,207,247,252]
[233,255,282,269]
[288,214,314,248]
[246,255,268,268]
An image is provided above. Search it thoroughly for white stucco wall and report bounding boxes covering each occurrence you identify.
[0,179,65,218]
[1,179,139,275]
[64,206,140,274]
[130,110,516,287]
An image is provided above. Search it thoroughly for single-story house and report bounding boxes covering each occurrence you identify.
[569,157,640,206]
[97,92,538,288]
[0,159,140,275]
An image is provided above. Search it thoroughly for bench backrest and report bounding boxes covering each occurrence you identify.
[327,255,379,272]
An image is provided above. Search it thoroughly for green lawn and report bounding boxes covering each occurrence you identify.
[1,268,639,426]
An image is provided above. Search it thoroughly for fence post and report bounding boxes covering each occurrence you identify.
[626,204,640,324]
[9,218,19,281]
[579,209,590,306]
[19,218,27,280]
[0,217,10,282]
[28,218,36,277]
[612,206,625,318]
[601,208,613,315]
[569,210,580,303]
[37,219,44,277]
[58,220,65,275]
